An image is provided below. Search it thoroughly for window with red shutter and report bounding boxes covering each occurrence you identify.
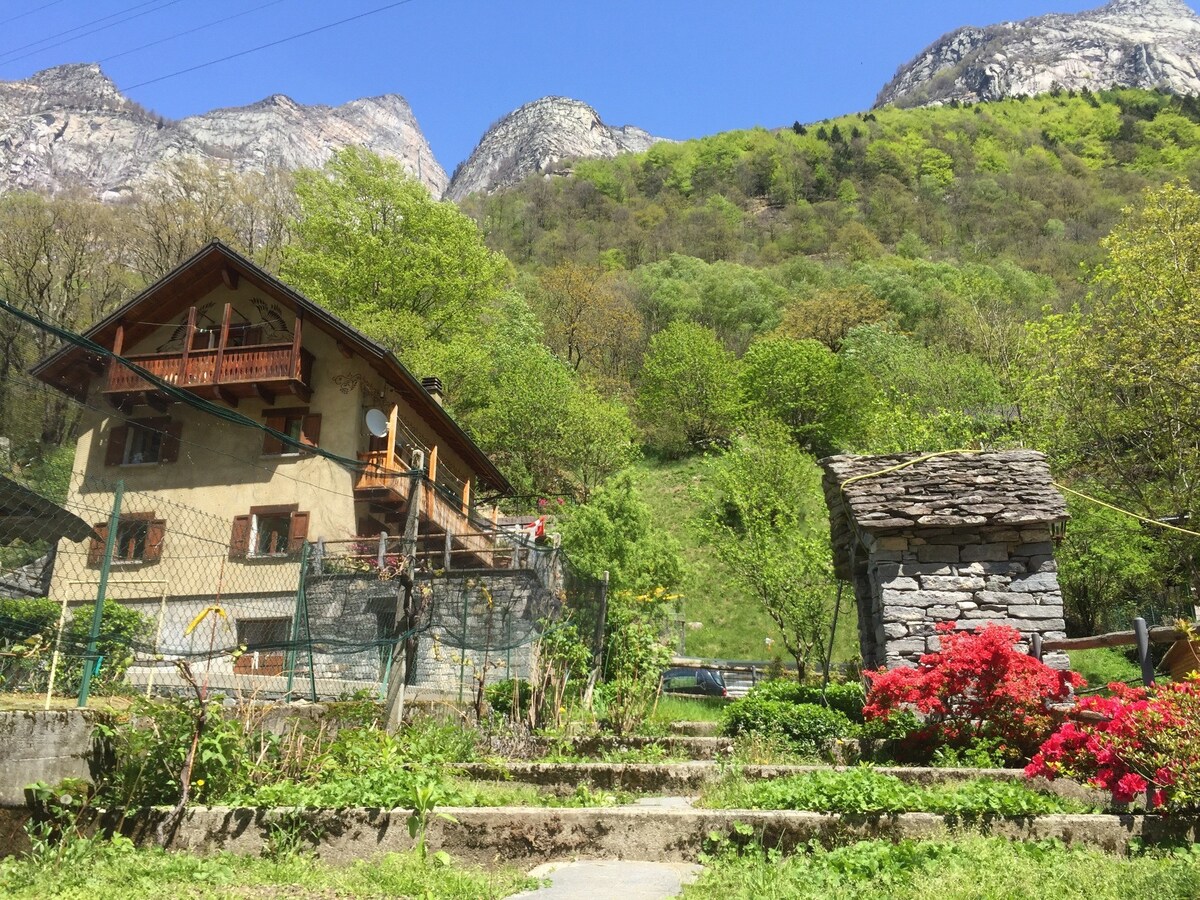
[232,506,308,559]
[262,408,314,455]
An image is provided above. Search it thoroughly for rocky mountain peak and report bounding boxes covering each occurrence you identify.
[446,96,663,201]
[0,63,445,198]
[876,0,1200,108]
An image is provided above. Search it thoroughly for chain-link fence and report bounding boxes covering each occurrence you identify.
[0,305,607,706]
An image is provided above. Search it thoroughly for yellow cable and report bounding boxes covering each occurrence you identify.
[1052,482,1200,540]
[838,449,984,490]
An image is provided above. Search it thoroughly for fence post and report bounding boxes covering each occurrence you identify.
[79,479,123,708]
[592,570,610,675]
[1030,633,1043,662]
[285,540,310,699]
[1133,616,1155,687]
[377,531,387,569]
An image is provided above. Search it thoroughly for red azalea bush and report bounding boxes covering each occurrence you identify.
[1026,679,1200,811]
[864,623,1084,764]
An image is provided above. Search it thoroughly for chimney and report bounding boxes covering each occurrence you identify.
[421,376,444,406]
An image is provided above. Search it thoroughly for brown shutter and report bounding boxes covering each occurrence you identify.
[144,519,166,562]
[229,515,251,559]
[262,415,284,455]
[160,422,183,464]
[105,426,128,466]
[288,511,310,554]
[88,524,109,565]
[300,414,321,449]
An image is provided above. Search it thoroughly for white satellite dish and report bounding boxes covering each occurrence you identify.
[365,408,390,438]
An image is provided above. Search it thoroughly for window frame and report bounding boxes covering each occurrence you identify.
[88,512,165,567]
[229,505,309,560]
[261,407,321,457]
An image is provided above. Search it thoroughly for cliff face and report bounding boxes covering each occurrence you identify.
[0,63,446,199]
[876,0,1200,108]
[446,96,663,201]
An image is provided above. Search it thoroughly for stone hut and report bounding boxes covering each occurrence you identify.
[819,450,1070,670]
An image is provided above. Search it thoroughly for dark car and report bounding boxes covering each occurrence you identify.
[660,666,728,698]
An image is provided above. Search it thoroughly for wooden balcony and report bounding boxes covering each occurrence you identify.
[103,302,312,409]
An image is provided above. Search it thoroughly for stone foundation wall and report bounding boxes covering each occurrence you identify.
[857,523,1068,669]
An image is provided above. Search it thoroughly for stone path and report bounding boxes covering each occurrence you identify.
[505,859,703,899]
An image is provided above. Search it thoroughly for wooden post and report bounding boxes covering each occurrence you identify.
[385,404,399,466]
[385,450,424,731]
[443,529,453,571]
[377,531,388,569]
[461,479,471,515]
[213,303,232,385]
[427,445,438,483]
[178,306,197,385]
[109,324,125,390]
[290,311,303,378]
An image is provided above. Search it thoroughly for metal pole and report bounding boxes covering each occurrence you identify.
[1134,616,1155,687]
[79,480,123,707]
[592,570,610,674]
[458,584,468,704]
[1030,633,1043,663]
[285,541,308,698]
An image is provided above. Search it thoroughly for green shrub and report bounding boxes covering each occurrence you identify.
[740,679,866,722]
[723,698,853,753]
[486,678,533,718]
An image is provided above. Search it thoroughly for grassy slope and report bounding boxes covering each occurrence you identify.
[629,456,858,664]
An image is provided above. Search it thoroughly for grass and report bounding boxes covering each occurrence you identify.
[629,456,859,663]
[683,835,1200,900]
[1068,648,1142,690]
[699,768,1096,816]
[451,779,633,807]
[0,838,534,899]
[0,692,135,712]
[647,694,728,725]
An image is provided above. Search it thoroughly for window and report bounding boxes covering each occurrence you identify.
[88,512,165,566]
[104,419,181,467]
[262,408,321,455]
[229,505,309,560]
[233,617,289,676]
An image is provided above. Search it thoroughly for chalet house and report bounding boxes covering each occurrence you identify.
[30,241,538,695]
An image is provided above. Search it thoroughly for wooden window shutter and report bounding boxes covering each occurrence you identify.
[105,426,128,466]
[144,519,167,563]
[229,515,251,559]
[262,415,285,455]
[288,511,310,553]
[87,524,109,565]
[300,414,321,449]
[160,422,183,464]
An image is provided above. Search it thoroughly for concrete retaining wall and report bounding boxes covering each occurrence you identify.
[3,805,1193,864]
[0,710,105,806]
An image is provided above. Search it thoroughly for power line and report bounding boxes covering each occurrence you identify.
[100,0,291,65]
[121,0,418,91]
[0,0,66,28]
[0,0,183,64]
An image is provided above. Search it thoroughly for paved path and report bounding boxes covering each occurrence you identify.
[506,859,703,899]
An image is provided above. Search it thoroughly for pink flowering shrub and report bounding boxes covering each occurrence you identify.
[864,623,1083,763]
[1026,679,1200,811]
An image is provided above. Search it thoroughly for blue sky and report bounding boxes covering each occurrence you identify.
[0,1,1193,171]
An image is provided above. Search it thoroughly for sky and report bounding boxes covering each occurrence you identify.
[0,0,1195,172]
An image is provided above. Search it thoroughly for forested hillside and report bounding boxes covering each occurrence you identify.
[2,88,1198,666]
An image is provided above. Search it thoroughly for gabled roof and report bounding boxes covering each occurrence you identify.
[0,475,96,544]
[31,241,512,495]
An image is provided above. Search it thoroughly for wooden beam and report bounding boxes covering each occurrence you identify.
[290,312,303,379]
[213,302,232,388]
[1041,625,1191,652]
[291,383,312,403]
[427,445,438,484]
[253,383,276,406]
[221,265,239,290]
[112,324,125,357]
[461,479,471,516]
[336,341,353,359]
[215,386,239,407]
[179,306,197,386]
[385,404,399,467]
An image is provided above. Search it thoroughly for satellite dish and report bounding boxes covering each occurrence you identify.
[365,408,390,438]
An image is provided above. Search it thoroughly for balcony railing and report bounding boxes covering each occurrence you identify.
[106,344,313,395]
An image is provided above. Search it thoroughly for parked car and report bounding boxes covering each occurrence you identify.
[660,666,728,698]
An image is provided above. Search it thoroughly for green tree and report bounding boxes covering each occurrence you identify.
[1021,180,1200,591]
[283,147,510,354]
[557,472,682,592]
[701,423,838,678]
[636,321,741,456]
[740,336,864,456]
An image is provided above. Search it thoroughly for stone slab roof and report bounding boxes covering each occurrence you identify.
[820,450,1068,562]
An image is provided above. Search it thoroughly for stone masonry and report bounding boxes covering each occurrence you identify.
[820,450,1070,670]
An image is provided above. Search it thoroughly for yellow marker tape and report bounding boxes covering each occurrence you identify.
[184,605,228,636]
